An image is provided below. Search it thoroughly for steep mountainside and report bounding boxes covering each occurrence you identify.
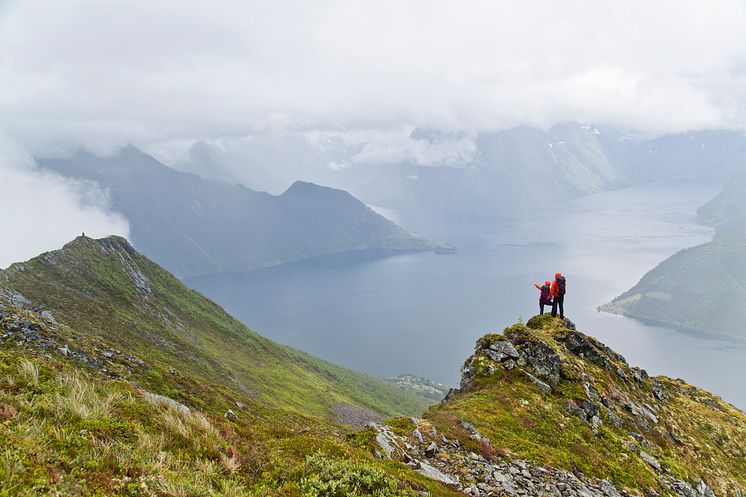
[698,166,746,227]
[0,301,456,495]
[38,147,433,278]
[0,236,431,420]
[599,129,746,183]
[601,167,746,337]
[351,124,630,217]
[369,315,745,497]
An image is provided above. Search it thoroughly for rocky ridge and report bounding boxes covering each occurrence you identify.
[371,315,744,497]
[0,235,434,420]
[370,416,639,497]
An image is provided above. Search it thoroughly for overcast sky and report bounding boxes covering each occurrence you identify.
[2,0,746,266]
[1,0,746,156]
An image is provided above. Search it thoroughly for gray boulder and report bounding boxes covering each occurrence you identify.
[652,379,670,402]
[487,340,520,362]
[639,451,661,471]
[524,371,552,394]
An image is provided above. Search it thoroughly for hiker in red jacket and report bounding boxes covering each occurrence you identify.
[534,281,554,315]
[551,273,567,318]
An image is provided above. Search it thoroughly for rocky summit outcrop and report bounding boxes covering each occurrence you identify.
[372,315,745,497]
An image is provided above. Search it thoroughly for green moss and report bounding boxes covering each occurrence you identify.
[525,314,557,330]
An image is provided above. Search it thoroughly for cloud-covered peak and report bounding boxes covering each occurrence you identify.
[1,0,745,155]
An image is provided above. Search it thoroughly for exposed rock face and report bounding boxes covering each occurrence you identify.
[514,338,562,384]
[370,418,635,497]
[485,340,520,363]
[652,379,669,402]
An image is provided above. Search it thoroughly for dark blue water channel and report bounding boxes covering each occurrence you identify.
[186,181,745,410]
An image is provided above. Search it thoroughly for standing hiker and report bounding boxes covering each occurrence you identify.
[551,273,566,318]
[534,281,554,315]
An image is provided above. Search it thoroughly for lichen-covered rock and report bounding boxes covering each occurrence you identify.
[524,371,552,394]
[515,339,562,384]
[486,340,520,362]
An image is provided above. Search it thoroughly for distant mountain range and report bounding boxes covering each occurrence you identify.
[173,123,746,219]
[38,147,434,278]
[601,166,746,338]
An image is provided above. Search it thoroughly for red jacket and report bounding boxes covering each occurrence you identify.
[551,278,566,297]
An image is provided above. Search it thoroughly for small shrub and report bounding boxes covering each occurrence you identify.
[298,453,411,497]
[385,417,415,436]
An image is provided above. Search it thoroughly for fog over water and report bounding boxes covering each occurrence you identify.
[187,180,746,410]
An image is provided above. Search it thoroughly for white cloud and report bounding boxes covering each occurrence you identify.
[1,0,745,156]
[0,135,129,268]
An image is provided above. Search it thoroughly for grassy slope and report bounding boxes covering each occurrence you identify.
[0,330,460,496]
[423,315,745,496]
[0,236,430,420]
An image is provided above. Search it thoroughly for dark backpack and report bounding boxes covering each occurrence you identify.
[556,276,566,296]
[540,284,552,303]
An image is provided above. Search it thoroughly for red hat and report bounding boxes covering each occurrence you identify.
[545,281,551,286]
[555,272,562,278]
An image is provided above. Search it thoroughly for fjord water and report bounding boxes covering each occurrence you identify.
[187,181,746,409]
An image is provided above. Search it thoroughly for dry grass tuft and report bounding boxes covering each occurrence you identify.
[162,409,193,439]
[17,359,39,386]
[219,451,241,474]
[55,372,118,420]
[0,402,18,421]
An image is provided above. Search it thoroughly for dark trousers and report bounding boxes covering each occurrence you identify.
[540,301,552,315]
[552,294,564,318]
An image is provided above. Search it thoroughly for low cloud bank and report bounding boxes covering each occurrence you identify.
[0,135,129,268]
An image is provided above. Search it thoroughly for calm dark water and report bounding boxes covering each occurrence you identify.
[187,181,745,410]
